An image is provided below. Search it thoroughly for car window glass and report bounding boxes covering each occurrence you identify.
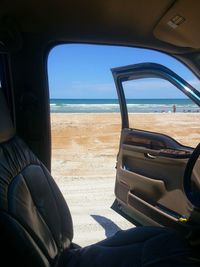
[122,77,200,148]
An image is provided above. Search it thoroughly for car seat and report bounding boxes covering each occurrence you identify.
[0,90,197,267]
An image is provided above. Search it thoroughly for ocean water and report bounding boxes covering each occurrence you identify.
[50,99,200,113]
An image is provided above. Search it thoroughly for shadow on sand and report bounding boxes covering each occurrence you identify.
[91,214,122,238]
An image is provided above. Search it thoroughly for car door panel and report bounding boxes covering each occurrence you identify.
[112,63,200,231]
[117,129,192,217]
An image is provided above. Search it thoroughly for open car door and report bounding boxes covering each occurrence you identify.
[112,63,200,234]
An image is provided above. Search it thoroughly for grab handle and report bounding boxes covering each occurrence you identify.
[145,153,157,159]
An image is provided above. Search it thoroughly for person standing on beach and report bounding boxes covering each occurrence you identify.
[173,104,176,113]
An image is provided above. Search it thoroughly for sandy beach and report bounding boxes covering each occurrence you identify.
[51,113,200,246]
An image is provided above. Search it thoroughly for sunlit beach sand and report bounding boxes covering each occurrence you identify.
[50,113,200,246]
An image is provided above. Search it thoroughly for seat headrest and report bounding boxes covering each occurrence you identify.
[0,89,15,143]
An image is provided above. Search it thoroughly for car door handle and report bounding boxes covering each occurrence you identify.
[145,153,157,159]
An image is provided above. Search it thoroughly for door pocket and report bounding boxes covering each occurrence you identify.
[127,192,187,227]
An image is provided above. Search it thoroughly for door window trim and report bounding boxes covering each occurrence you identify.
[112,63,200,129]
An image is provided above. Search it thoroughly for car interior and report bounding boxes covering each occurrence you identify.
[0,0,200,266]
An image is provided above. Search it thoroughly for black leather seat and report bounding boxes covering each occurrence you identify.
[0,90,197,267]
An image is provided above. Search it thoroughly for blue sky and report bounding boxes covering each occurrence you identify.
[48,44,200,99]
